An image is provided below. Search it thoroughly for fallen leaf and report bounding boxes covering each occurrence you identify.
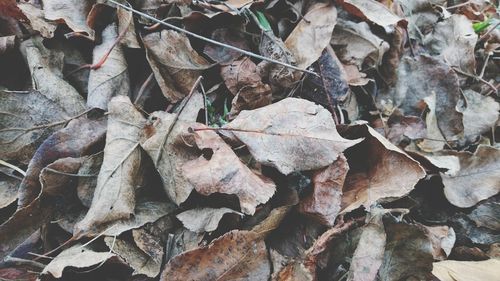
[42,0,95,39]
[0,35,15,54]
[160,230,270,281]
[432,259,500,281]
[284,3,337,69]
[441,145,500,208]
[142,30,211,102]
[87,23,130,110]
[0,166,21,209]
[424,14,477,74]
[74,96,146,237]
[339,0,407,31]
[331,19,389,68]
[182,127,276,215]
[204,27,250,64]
[105,236,161,278]
[420,224,455,260]
[416,92,447,152]
[382,109,427,146]
[0,267,37,281]
[18,2,58,38]
[340,124,425,213]
[224,98,362,175]
[117,5,140,49]
[468,200,500,231]
[457,89,499,139]
[0,0,28,21]
[42,244,115,278]
[449,212,500,245]
[257,31,297,88]
[76,152,103,208]
[132,228,164,265]
[177,207,242,233]
[299,154,348,226]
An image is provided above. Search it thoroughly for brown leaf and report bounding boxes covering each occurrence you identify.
[76,152,103,208]
[382,109,427,146]
[142,30,211,102]
[299,154,348,226]
[182,128,276,215]
[17,116,106,207]
[177,207,242,233]
[441,145,500,208]
[87,23,130,110]
[160,230,270,281]
[105,236,162,277]
[224,98,362,175]
[331,19,390,68]
[432,259,500,281]
[42,244,115,278]
[257,31,297,88]
[140,111,199,205]
[0,0,28,21]
[0,267,37,281]
[339,0,407,31]
[74,96,146,237]
[284,3,337,69]
[340,124,425,213]
[424,14,477,74]
[117,5,140,49]
[42,0,94,39]
[420,224,455,260]
[416,92,447,152]
[204,27,250,64]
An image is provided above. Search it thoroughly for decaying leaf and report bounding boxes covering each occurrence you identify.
[42,0,94,39]
[420,224,455,260]
[416,92,447,152]
[18,2,58,38]
[257,31,297,88]
[204,27,250,64]
[340,124,425,213]
[0,166,21,209]
[225,98,362,175]
[339,0,407,31]
[76,152,103,208]
[469,200,500,231]
[457,89,499,139]
[182,127,276,215]
[381,109,427,146]
[142,30,211,102]
[42,244,115,278]
[441,145,500,208]
[299,154,348,226]
[87,23,130,110]
[161,230,270,281]
[117,5,140,49]
[284,3,337,69]
[177,207,242,233]
[74,96,146,237]
[432,259,500,281]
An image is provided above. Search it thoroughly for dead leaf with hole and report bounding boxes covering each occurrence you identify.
[340,124,425,213]
[105,236,162,278]
[440,145,500,208]
[42,244,115,278]
[224,98,362,175]
[140,111,199,205]
[299,154,348,226]
[331,19,389,68]
[284,3,337,69]
[432,259,500,281]
[142,30,212,102]
[339,0,407,32]
[74,96,146,237]
[424,14,477,74]
[42,0,94,39]
[177,207,242,233]
[160,230,270,281]
[220,57,272,117]
[182,127,276,215]
[17,116,106,207]
[87,23,130,110]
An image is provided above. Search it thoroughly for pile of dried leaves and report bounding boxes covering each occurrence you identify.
[1,0,499,280]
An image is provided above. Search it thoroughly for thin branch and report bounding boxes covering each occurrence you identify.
[107,0,319,77]
[452,66,498,94]
[0,159,26,176]
[134,72,154,105]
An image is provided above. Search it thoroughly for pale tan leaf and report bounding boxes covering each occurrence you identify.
[432,259,500,281]
[341,0,406,31]
[458,89,499,138]
[117,6,140,49]
[42,0,94,39]
[87,23,129,110]
[285,3,337,69]
[420,224,455,260]
[177,207,242,233]
[18,2,57,38]
[225,98,362,175]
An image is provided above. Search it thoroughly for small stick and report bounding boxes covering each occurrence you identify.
[134,72,154,105]
[452,66,497,94]
[0,159,26,176]
[107,0,319,77]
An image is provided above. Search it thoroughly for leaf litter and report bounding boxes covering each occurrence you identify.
[0,0,499,280]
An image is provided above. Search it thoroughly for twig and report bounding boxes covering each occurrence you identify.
[446,0,470,9]
[134,72,154,105]
[451,66,498,94]
[0,159,26,176]
[107,0,319,77]
[155,76,204,165]
[479,52,490,79]
[199,80,209,126]
[3,256,45,269]
[33,237,76,261]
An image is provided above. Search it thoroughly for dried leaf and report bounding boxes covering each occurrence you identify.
[257,31,297,88]
[340,124,425,213]
[76,152,103,208]
[416,92,447,152]
[331,19,389,68]
[74,96,146,237]
[42,244,115,278]
[299,154,348,226]
[458,89,499,139]
[383,109,427,146]
[87,23,130,110]
[42,0,94,39]
[469,200,500,231]
[0,166,21,209]
[224,98,362,175]
[142,30,211,102]
[182,128,276,215]
[18,2,57,38]
[432,259,500,281]
[160,230,270,281]
[105,237,162,277]
[0,35,15,54]
[204,27,250,64]
[177,207,242,233]
[117,5,140,49]
[420,224,455,260]
[441,145,500,208]
[0,0,28,21]
[285,3,337,69]
[339,0,407,31]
